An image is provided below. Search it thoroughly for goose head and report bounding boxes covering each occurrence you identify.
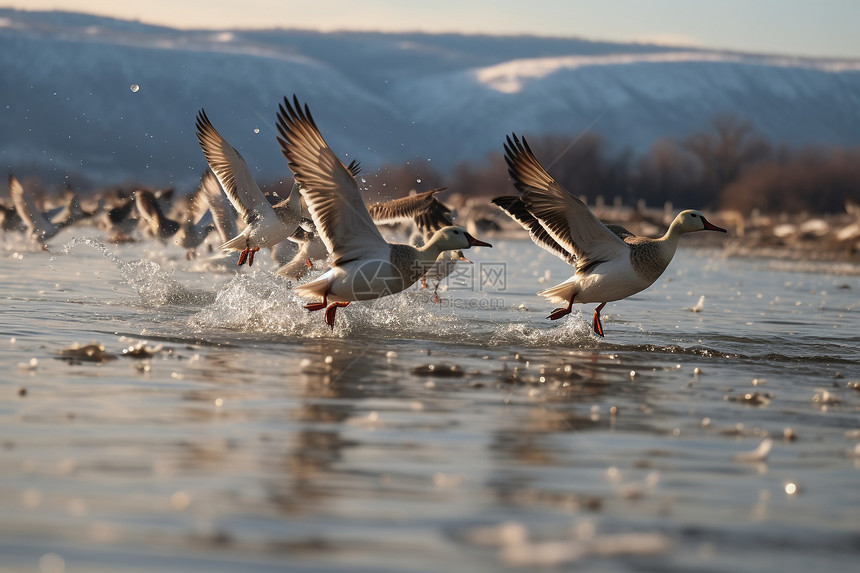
[427,225,492,252]
[672,210,727,234]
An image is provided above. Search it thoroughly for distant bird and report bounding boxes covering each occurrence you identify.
[493,134,726,337]
[9,174,67,242]
[173,171,216,258]
[195,109,308,266]
[104,196,139,242]
[49,185,99,227]
[135,189,180,242]
[0,201,26,233]
[275,95,491,328]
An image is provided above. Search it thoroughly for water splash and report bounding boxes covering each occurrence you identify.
[60,236,212,307]
[489,313,593,347]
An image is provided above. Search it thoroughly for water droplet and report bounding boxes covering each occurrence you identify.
[129,84,140,93]
[253,127,260,134]
[416,178,422,183]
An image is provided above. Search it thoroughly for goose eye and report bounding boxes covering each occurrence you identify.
[691,214,698,218]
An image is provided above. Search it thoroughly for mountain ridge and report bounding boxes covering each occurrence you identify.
[2,9,859,190]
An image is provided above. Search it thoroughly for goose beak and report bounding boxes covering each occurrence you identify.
[701,216,727,233]
[458,253,472,263]
[465,233,492,248]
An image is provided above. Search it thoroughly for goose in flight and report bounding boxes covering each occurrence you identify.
[493,134,726,337]
[275,95,491,328]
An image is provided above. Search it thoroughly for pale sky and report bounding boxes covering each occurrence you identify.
[5,0,860,59]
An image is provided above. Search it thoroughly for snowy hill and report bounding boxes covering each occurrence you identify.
[2,9,860,189]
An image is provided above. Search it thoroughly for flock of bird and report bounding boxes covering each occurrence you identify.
[1,95,727,335]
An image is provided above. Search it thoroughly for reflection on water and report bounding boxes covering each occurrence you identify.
[0,231,858,572]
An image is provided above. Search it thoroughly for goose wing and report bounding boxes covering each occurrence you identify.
[504,134,628,272]
[199,169,239,243]
[275,95,387,265]
[492,195,576,264]
[195,109,279,228]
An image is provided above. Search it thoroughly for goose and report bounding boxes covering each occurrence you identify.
[368,188,468,301]
[0,201,26,233]
[173,171,216,259]
[9,174,67,242]
[134,188,180,243]
[493,134,726,337]
[275,188,455,282]
[194,109,309,266]
[274,95,492,327]
[49,185,93,227]
[274,226,328,281]
[104,195,139,242]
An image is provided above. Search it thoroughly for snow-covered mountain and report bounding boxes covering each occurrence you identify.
[2,9,860,189]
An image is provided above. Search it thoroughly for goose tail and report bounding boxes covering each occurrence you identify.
[537,280,578,305]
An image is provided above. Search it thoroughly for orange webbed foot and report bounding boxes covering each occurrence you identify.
[547,307,571,320]
[304,294,328,312]
[237,248,249,266]
[591,302,606,337]
[247,247,260,266]
[324,302,350,329]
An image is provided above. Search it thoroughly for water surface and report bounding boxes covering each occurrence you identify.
[1,230,858,572]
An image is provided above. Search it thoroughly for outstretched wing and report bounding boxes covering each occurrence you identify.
[195,109,278,227]
[275,95,387,264]
[504,134,627,272]
[492,195,576,264]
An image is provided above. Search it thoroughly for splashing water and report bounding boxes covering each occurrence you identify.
[61,236,212,307]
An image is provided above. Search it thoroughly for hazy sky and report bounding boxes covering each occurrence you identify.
[6,0,860,59]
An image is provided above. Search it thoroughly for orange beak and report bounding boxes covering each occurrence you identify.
[701,216,727,233]
[464,233,492,247]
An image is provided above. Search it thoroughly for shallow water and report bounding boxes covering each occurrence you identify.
[1,229,858,572]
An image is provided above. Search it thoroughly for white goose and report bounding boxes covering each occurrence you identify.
[274,95,491,327]
[276,188,461,285]
[194,109,307,266]
[494,134,726,337]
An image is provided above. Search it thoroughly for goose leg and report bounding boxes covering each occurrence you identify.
[304,294,328,312]
[237,247,250,266]
[591,302,606,337]
[324,302,350,328]
[547,294,575,321]
[247,247,260,266]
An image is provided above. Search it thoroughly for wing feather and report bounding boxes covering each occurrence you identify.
[492,195,576,264]
[504,134,627,271]
[275,95,387,264]
[195,109,278,227]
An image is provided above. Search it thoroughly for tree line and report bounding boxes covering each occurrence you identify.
[367,115,860,215]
